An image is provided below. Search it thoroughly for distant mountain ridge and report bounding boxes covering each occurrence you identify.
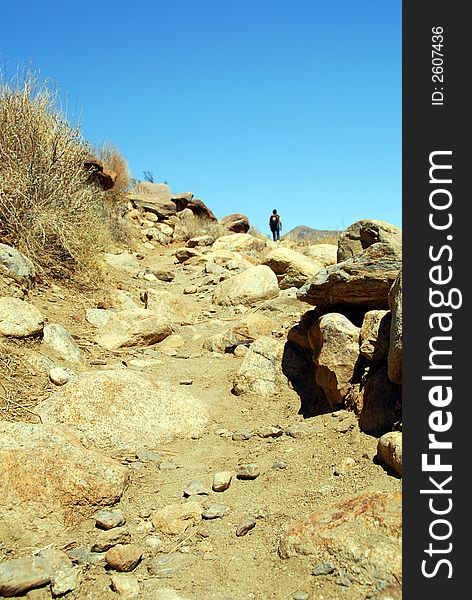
[282,225,341,243]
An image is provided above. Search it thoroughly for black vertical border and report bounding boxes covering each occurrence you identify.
[403,1,467,597]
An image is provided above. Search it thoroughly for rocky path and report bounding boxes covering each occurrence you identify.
[0,240,402,600]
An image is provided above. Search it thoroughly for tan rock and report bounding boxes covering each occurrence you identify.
[146,289,200,324]
[299,242,402,310]
[36,370,208,452]
[359,310,391,364]
[377,431,402,477]
[213,265,279,307]
[105,544,142,572]
[0,422,127,527]
[211,233,266,254]
[95,309,172,350]
[309,313,360,407]
[279,491,402,585]
[232,336,285,396]
[263,247,324,289]
[337,219,402,262]
[0,297,44,337]
[220,213,250,233]
[152,502,203,535]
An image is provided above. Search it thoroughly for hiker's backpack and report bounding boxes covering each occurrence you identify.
[270,214,280,229]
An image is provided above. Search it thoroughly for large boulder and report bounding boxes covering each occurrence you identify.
[95,309,172,350]
[232,336,285,396]
[309,313,360,408]
[213,265,279,307]
[359,310,391,364]
[36,370,208,452]
[358,365,402,436]
[211,233,267,254]
[263,247,324,289]
[0,244,36,288]
[0,297,44,337]
[204,313,277,353]
[300,243,338,266]
[0,422,127,528]
[220,214,250,233]
[337,219,402,262]
[298,242,402,311]
[146,289,201,325]
[388,270,402,385]
[278,491,402,586]
[171,193,217,221]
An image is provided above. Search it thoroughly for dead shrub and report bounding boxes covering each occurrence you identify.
[174,212,228,242]
[0,73,109,277]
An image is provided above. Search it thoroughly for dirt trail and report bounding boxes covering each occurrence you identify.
[2,243,401,600]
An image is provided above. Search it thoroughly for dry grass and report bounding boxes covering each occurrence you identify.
[0,73,109,278]
[0,340,52,423]
[174,212,229,242]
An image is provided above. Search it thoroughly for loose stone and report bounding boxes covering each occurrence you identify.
[95,508,126,530]
[257,426,284,438]
[147,553,188,578]
[91,527,131,552]
[105,544,142,572]
[232,430,253,441]
[236,463,260,480]
[312,562,336,576]
[202,504,230,520]
[50,566,79,596]
[212,471,233,492]
[110,572,140,597]
[182,480,210,497]
[236,516,256,537]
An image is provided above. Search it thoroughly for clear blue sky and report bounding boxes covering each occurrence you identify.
[1,0,401,235]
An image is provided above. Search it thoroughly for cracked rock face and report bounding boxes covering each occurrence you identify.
[298,242,402,311]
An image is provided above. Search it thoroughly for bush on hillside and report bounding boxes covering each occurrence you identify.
[95,142,133,241]
[0,74,109,277]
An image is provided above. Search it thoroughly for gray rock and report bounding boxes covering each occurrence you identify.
[0,549,71,598]
[42,324,82,363]
[312,562,336,576]
[236,463,260,480]
[0,243,35,287]
[236,516,256,537]
[48,366,75,386]
[202,504,230,519]
[231,430,254,441]
[104,253,140,274]
[182,480,210,498]
[95,508,126,530]
[0,297,44,337]
[50,566,79,596]
[147,553,189,578]
[85,308,112,328]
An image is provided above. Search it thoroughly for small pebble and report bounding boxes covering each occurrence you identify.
[183,480,210,497]
[236,463,260,480]
[236,516,256,537]
[159,462,178,471]
[271,461,288,470]
[179,379,193,385]
[257,426,283,438]
[292,593,309,600]
[136,449,161,462]
[147,553,188,578]
[232,430,253,441]
[312,562,336,576]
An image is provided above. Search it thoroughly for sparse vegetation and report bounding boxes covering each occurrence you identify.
[175,212,228,241]
[0,73,110,277]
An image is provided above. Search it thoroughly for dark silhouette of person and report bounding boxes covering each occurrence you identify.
[269,209,282,241]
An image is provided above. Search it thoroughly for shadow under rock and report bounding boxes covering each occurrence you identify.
[281,341,331,418]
